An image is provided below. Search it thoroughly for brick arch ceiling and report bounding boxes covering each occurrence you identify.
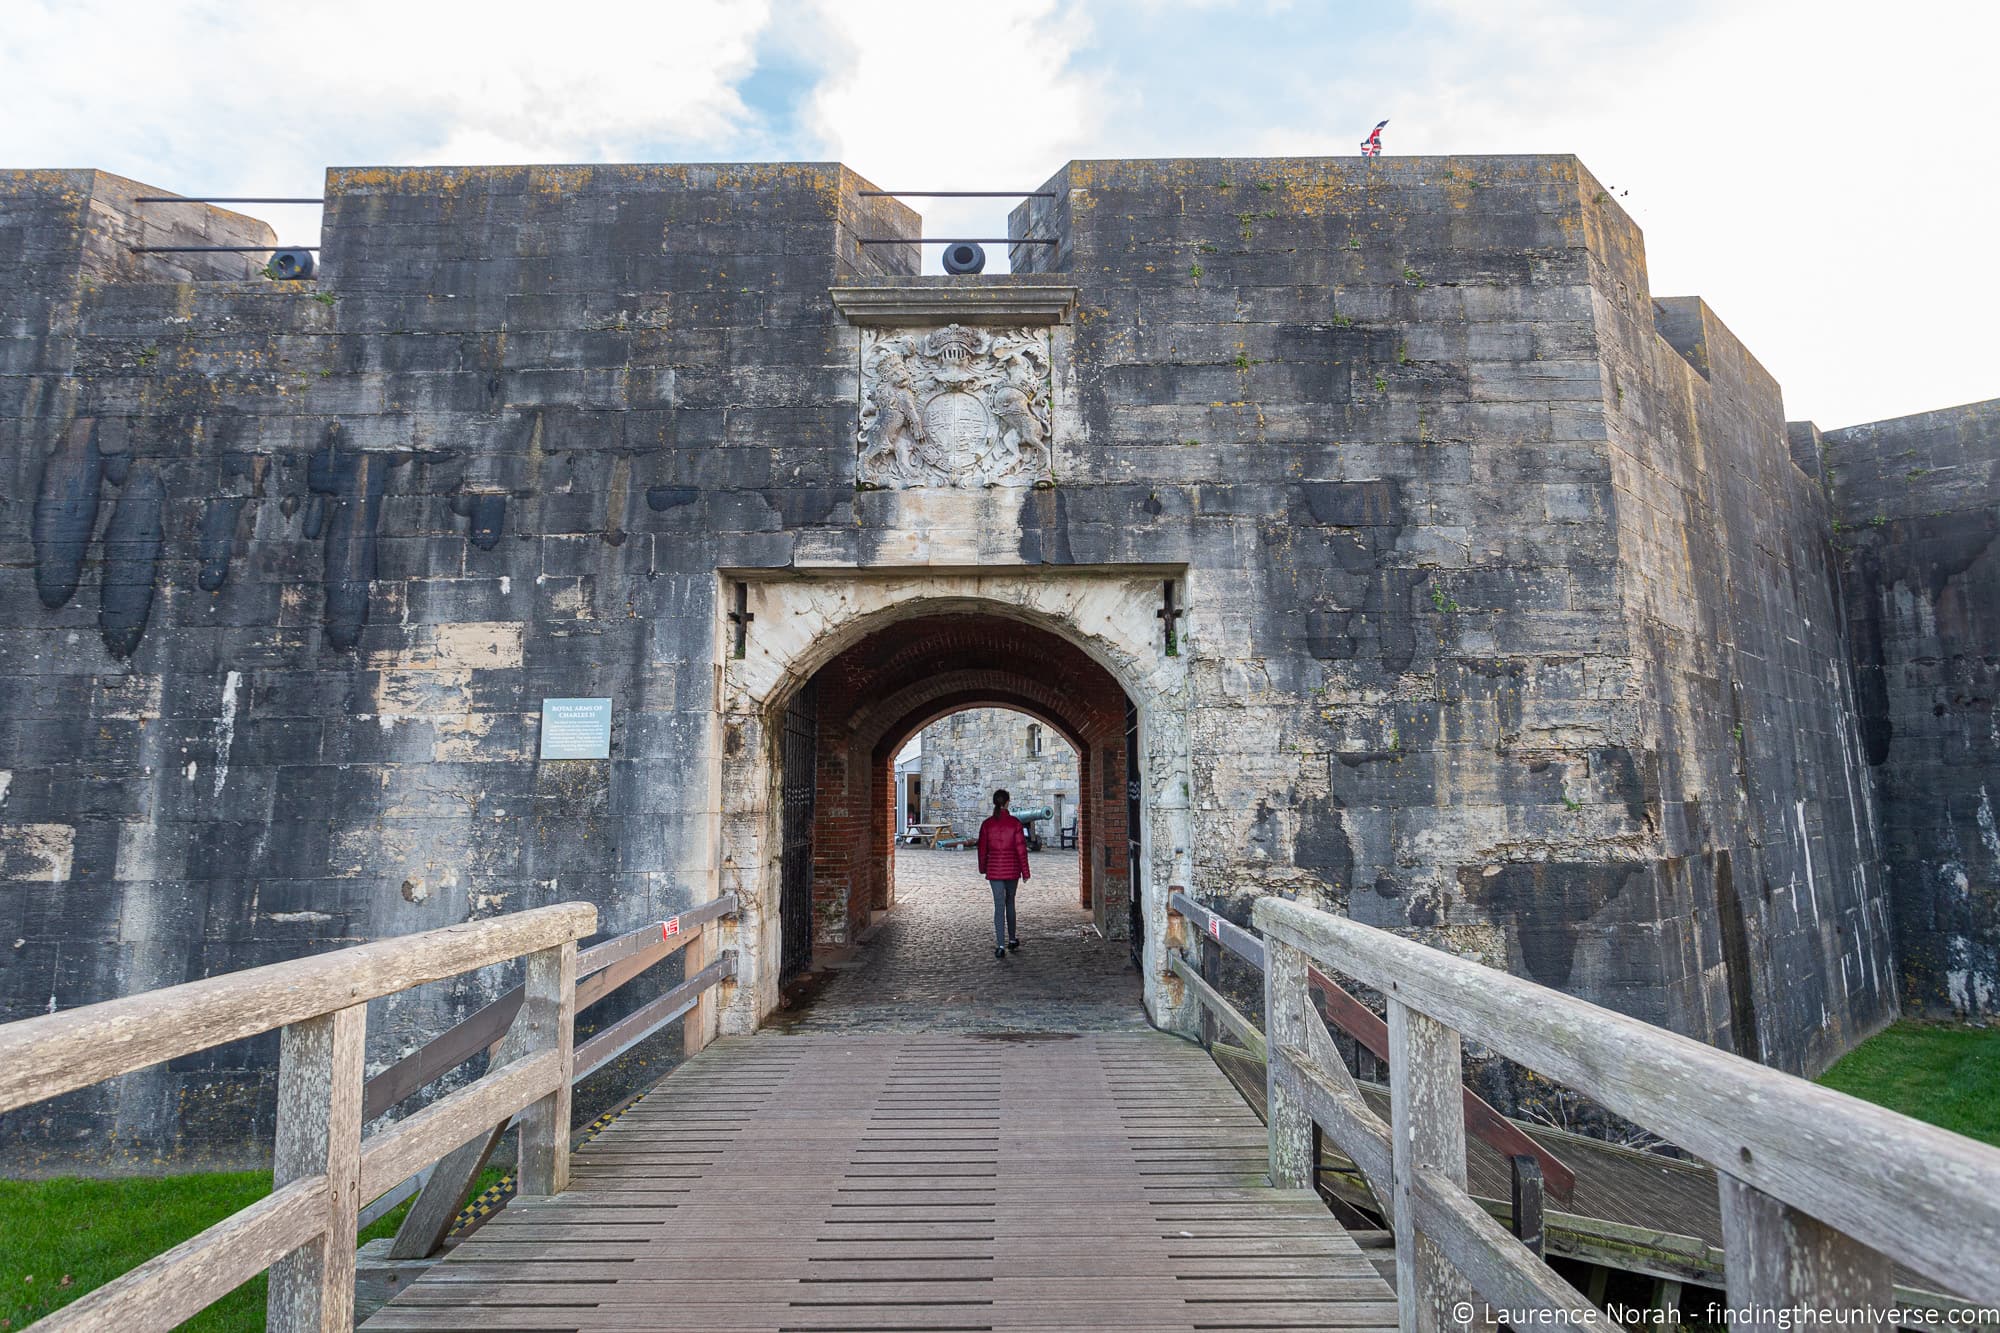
[854,677,1096,764]
[808,613,1131,748]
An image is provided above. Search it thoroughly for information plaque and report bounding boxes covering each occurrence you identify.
[539,697,612,760]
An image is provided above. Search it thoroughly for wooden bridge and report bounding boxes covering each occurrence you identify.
[2,891,1997,1333]
[362,1032,1396,1331]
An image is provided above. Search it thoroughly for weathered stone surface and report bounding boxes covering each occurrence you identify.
[0,152,1940,1167]
[1824,399,2000,1018]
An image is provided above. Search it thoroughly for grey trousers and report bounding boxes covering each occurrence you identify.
[988,878,1019,947]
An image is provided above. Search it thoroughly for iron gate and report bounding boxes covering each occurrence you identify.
[779,680,818,984]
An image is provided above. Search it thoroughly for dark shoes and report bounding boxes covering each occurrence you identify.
[1007,938,1022,951]
[994,946,1006,959]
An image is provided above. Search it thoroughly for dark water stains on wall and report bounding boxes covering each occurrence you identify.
[31,418,103,609]
[1293,792,1356,903]
[308,426,394,652]
[646,484,698,512]
[197,496,248,592]
[99,464,165,659]
[1828,399,2000,1016]
[452,491,508,549]
[1016,486,1073,565]
[1460,861,1645,990]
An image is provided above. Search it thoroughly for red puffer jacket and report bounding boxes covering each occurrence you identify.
[976,813,1031,881]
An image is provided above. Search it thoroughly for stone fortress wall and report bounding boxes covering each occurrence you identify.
[1821,400,2000,1017]
[0,156,1990,1165]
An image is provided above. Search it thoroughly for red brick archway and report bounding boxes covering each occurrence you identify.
[799,613,1133,950]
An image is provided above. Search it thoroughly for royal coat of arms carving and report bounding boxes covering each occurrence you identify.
[856,324,1053,488]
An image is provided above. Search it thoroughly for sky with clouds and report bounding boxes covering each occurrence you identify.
[3,0,1993,427]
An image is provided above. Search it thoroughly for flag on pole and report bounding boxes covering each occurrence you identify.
[1361,120,1388,157]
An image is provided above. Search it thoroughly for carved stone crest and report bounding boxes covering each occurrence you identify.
[856,324,1052,488]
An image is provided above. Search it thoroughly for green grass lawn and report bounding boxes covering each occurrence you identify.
[0,1168,503,1331]
[1818,1019,2000,1148]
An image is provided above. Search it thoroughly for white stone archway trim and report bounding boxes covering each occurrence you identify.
[709,568,1193,1036]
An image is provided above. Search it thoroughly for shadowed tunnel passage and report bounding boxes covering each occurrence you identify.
[775,612,1142,1016]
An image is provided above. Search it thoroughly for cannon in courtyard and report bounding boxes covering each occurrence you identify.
[1011,806,1053,851]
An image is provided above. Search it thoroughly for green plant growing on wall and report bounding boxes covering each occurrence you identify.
[135,346,159,368]
[312,291,336,306]
[1330,312,1353,328]
[1196,242,1217,254]
[1189,264,1204,282]
[1346,237,1361,251]
[1871,514,1887,527]
[1374,373,1388,392]
[1397,345,1411,366]
[1233,353,1252,370]
[1402,265,1427,289]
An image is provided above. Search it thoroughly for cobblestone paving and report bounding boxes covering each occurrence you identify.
[764,847,1148,1033]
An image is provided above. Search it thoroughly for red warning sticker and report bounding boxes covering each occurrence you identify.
[1207,917,1221,939]
[662,916,681,939]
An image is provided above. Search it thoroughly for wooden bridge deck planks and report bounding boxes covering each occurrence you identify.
[362,1031,1398,1332]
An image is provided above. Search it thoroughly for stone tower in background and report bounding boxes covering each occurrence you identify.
[918,708,1081,838]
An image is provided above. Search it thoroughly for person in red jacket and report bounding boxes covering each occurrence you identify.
[976,789,1029,960]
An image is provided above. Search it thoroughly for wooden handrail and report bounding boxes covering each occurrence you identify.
[361,894,739,1120]
[574,952,737,1079]
[0,903,597,1115]
[1252,894,2000,1326]
[1169,889,1265,969]
[1304,961,1575,1203]
[3,893,747,1331]
[1166,889,1576,1203]
[1,902,600,1333]
[373,895,742,1260]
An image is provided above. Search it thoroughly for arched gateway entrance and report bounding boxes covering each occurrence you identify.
[712,572,1192,1036]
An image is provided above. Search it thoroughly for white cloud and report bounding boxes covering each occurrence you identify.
[0,0,1990,423]
[1224,0,2000,425]
[0,0,772,244]
[799,0,1108,265]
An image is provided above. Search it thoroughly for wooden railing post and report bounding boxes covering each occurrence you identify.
[1509,1154,1545,1258]
[684,915,717,1058]
[1389,997,1479,1332]
[1717,1174,1893,1332]
[1198,929,1222,1051]
[1263,935,1313,1189]
[267,1003,365,1333]
[516,939,578,1195]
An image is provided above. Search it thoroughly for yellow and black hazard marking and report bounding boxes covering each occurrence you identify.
[444,1089,651,1238]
